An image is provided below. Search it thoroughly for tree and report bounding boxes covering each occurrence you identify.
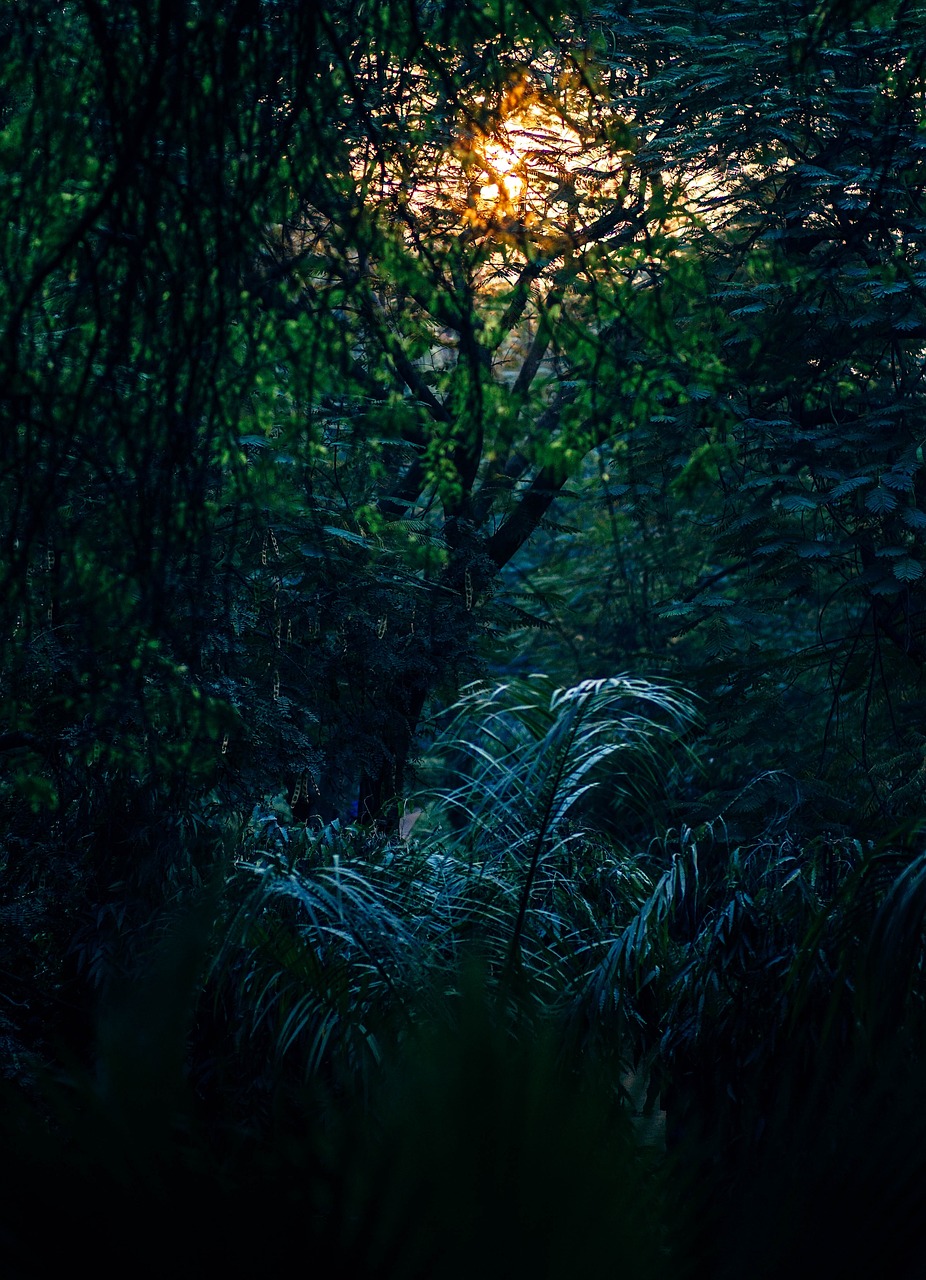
[488,0,926,827]
[656,0,926,822]
[236,1,717,822]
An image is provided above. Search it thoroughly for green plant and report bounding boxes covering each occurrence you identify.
[429,674,698,967]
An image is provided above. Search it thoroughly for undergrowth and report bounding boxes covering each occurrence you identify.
[4,676,926,1277]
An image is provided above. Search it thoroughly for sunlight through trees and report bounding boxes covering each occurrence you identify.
[3,2,926,1273]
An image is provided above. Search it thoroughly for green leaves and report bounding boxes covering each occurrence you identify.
[892,558,923,583]
[434,674,698,848]
[865,486,898,514]
[428,674,698,967]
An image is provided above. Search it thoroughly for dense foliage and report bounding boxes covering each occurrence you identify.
[3,0,926,1273]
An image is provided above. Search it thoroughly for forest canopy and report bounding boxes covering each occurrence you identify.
[5,0,926,831]
[3,1,926,1273]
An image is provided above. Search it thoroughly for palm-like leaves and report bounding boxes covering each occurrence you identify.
[435,675,698,837]
[430,674,698,967]
[210,676,698,1083]
[213,820,542,1083]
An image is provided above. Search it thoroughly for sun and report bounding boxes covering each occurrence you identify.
[477,137,527,202]
[453,74,625,241]
[332,60,633,257]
